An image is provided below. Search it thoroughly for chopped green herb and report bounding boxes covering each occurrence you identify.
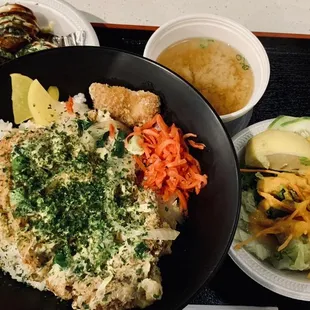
[81,302,90,309]
[77,119,93,136]
[266,207,289,219]
[112,131,127,158]
[96,132,109,148]
[134,242,148,259]
[300,157,310,166]
[236,54,250,70]
[277,188,286,201]
[10,126,150,277]
[54,248,71,268]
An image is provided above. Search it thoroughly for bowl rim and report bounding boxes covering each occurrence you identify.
[143,13,270,123]
[229,118,310,301]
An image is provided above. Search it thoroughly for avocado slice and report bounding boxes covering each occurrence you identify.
[245,130,310,172]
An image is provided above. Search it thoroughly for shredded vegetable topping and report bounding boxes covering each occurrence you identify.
[127,114,207,213]
[236,169,310,253]
[65,96,74,114]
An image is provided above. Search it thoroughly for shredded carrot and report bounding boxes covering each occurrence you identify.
[109,123,115,139]
[66,96,74,114]
[127,114,207,214]
[183,133,197,139]
[134,155,146,172]
[236,170,310,254]
[278,234,293,252]
[188,140,206,150]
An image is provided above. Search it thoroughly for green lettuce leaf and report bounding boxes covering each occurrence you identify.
[235,228,272,261]
[271,237,310,271]
[236,176,273,262]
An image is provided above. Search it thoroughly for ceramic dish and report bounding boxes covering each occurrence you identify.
[15,0,99,46]
[229,119,310,301]
[0,46,240,310]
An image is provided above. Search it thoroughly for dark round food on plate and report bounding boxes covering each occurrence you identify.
[0,46,240,310]
[15,40,57,57]
[0,3,37,17]
[0,3,40,52]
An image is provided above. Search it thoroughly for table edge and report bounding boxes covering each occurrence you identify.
[91,22,310,39]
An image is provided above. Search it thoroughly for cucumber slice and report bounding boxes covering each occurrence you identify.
[277,117,310,138]
[268,115,297,129]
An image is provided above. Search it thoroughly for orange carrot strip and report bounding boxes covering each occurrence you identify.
[126,113,207,214]
[143,146,151,159]
[166,159,187,168]
[109,123,115,139]
[143,135,155,145]
[184,153,200,167]
[144,143,155,149]
[194,174,208,185]
[142,129,160,138]
[141,115,158,129]
[134,155,146,172]
[156,139,176,155]
[156,114,169,133]
[170,124,180,141]
[183,133,197,139]
[66,96,74,114]
[133,127,142,136]
[188,140,206,150]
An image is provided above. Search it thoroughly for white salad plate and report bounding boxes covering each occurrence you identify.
[184,306,278,310]
[13,0,99,46]
[229,118,310,301]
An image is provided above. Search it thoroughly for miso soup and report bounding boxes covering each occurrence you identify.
[157,38,254,115]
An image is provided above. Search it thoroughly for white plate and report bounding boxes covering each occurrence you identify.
[229,119,310,301]
[185,306,278,310]
[13,0,99,46]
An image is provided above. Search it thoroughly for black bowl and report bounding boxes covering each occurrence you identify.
[0,47,240,310]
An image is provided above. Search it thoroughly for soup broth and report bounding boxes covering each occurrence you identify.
[157,38,254,115]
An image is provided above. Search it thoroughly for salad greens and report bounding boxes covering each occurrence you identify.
[235,171,310,271]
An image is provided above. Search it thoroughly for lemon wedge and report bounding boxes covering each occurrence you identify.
[47,86,59,101]
[28,79,63,126]
[10,73,33,124]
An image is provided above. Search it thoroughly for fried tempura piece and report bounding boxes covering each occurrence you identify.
[89,83,160,127]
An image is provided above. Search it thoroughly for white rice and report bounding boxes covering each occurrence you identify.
[0,93,90,142]
[0,120,13,140]
[72,93,89,115]
[18,120,41,131]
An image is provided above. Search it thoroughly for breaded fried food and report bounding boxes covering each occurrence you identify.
[89,83,160,127]
[0,4,39,52]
